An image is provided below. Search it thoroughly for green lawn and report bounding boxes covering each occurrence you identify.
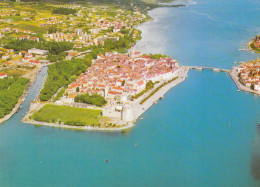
[31,104,102,126]
[5,16,25,22]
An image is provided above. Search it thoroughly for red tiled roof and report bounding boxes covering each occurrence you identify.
[0,72,7,76]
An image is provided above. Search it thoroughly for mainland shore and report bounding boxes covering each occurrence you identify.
[0,64,47,125]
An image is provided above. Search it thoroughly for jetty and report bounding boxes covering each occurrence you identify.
[187,66,230,72]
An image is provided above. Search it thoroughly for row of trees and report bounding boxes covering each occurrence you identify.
[140,77,178,104]
[52,7,77,15]
[0,77,29,118]
[149,54,169,59]
[104,37,132,51]
[39,58,91,101]
[102,29,140,52]
[74,93,107,107]
[4,40,74,55]
[132,80,157,99]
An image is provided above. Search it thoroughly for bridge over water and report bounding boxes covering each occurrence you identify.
[186,66,230,72]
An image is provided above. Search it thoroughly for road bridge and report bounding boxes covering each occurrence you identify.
[187,66,230,72]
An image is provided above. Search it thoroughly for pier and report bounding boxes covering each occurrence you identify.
[187,66,230,72]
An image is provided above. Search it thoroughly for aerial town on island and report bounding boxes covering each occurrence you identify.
[66,46,179,104]
[25,45,183,129]
[0,0,259,131]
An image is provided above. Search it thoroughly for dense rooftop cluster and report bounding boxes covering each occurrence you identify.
[237,60,260,91]
[67,48,179,103]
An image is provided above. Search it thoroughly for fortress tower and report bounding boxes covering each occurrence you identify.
[129,44,135,58]
[121,104,133,122]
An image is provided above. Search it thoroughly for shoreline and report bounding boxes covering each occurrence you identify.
[22,118,135,132]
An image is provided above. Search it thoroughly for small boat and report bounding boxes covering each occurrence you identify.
[140,117,144,120]
[154,101,158,104]
[228,122,231,127]
[238,89,240,92]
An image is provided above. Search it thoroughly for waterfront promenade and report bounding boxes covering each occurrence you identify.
[132,66,189,120]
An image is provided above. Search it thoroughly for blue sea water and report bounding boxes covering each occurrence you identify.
[1,0,260,186]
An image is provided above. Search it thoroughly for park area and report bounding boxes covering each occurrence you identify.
[31,104,102,126]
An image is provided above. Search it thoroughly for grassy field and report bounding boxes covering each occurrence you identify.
[31,104,102,125]
[2,68,28,77]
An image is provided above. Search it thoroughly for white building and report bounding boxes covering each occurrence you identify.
[255,84,260,91]
[75,28,83,36]
[0,72,7,79]
[121,104,133,122]
[28,48,49,55]
[90,28,99,35]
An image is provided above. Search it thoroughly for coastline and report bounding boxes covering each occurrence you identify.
[0,64,46,125]
[22,118,135,132]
